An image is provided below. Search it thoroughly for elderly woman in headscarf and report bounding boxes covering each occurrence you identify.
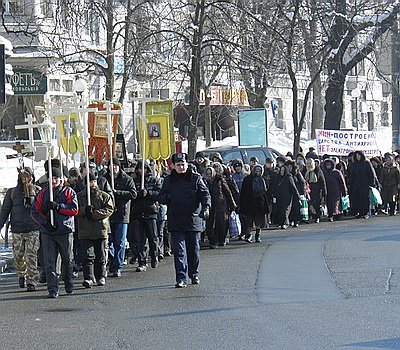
[322,158,347,222]
[305,158,327,223]
[286,159,306,227]
[240,164,269,242]
[205,163,236,249]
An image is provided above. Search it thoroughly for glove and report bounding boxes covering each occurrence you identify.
[44,222,57,232]
[46,200,58,211]
[24,197,33,208]
[199,205,210,220]
[138,189,148,198]
[85,205,94,220]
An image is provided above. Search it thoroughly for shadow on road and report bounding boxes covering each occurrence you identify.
[343,337,400,349]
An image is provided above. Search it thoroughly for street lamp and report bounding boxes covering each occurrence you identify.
[73,78,87,98]
[38,116,56,225]
[351,88,361,131]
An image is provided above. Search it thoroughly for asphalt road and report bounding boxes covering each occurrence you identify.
[1,215,400,350]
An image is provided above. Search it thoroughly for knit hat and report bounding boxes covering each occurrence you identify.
[48,167,62,179]
[108,157,121,167]
[195,151,205,159]
[85,172,98,182]
[23,167,34,176]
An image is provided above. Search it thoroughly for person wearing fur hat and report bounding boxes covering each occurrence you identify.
[77,172,114,288]
[0,167,41,292]
[105,157,137,277]
[239,164,269,242]
[130,160,162,272]
[31,167,79,298]
[159,153,211,288]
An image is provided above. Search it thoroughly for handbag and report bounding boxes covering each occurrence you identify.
[341,195,350,211]
[229,211,241,238]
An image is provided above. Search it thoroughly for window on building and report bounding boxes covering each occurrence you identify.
[40,0,52,17]
[62,80,73,92]
[351,99,358,129]
[49,79,60,91]
[8,0,25,14]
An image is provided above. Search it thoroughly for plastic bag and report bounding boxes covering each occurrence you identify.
[229,211,241,238]
[341,195,350,211]
[369,187,383,206]
[299,196,309,221]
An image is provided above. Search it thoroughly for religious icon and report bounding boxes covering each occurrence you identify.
[148,123,161,139]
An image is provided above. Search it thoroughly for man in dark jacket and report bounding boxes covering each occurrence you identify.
[105,157,137,277]
[0,167,41,291]
[131,160,162,272]
[31,167,79,298]
[159,153,211,288]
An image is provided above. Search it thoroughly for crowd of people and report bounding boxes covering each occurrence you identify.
[0,146,398,298]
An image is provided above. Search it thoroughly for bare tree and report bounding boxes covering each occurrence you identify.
[323,0,400,130]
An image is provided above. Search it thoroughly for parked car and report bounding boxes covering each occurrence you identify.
[199,145,282,164]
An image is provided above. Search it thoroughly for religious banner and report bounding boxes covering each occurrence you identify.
[138,100,175,160]
[88,101,120,164]
[55,113,84,155]
[315,129,381,156]
[238,109,268,147]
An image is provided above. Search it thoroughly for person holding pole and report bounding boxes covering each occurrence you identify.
[159,153,211,288]
[31,168,78,298]
[105,157,137,277]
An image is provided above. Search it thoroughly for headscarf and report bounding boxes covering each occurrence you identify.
[305,159,318,183]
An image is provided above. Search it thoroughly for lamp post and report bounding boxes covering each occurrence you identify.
[351,88,361,131]
[38,117,56,225]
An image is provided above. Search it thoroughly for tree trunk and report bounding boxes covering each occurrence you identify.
[324,76,345,130]
[311,78,324,137]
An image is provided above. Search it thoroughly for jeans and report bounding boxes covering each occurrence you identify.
[171,231,200,283]
[41,233,74,294]
[108,223,128,272]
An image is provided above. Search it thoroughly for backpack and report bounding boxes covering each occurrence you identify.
[252,176,267,198]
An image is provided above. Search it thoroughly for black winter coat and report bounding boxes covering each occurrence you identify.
[276,173,300,225]
[159,168,211,232]
[0,183,41,233]
[131,173,162,219]
[105,170,137,223]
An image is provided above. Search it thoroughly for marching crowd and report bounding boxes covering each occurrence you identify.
[0,146,398,298]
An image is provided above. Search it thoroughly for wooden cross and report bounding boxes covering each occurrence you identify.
[6,141,34,168]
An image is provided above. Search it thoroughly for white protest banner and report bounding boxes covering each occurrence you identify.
[315,129,381,156]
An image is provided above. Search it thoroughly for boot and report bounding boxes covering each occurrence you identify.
[255,229,261,243]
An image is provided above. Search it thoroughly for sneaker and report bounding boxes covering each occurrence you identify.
[328,217,334,222]
[175,281,187,288]
[112,271,122,277]
[158,253,164,260]
[245,235,253,243]
[255,236,262,243]
[19,276,26,289]
[191,276,200,285]
[97,278,106,286]
[281,224,288,229]
[26,284,36,292]
[315,218,320,223]
[136,265,147,272]
[82,280,93,288]
[48,291,59,299]
[238,235,245,241]
[151,256,158,268]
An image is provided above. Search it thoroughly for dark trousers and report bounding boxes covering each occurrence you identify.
[41,233,73,294]
[127,223,137,261]
[133,218,158,266]
[73,230,81,271]
[171,231,200,283]
[80,238,107,281]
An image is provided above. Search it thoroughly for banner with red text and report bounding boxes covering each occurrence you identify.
[315,129,381,156]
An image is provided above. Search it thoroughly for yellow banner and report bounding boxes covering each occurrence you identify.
[56,113,84,155]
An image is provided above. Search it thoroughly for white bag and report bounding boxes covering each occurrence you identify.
[229,211,241,238]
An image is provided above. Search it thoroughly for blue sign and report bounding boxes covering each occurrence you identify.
[238,109,268,146]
